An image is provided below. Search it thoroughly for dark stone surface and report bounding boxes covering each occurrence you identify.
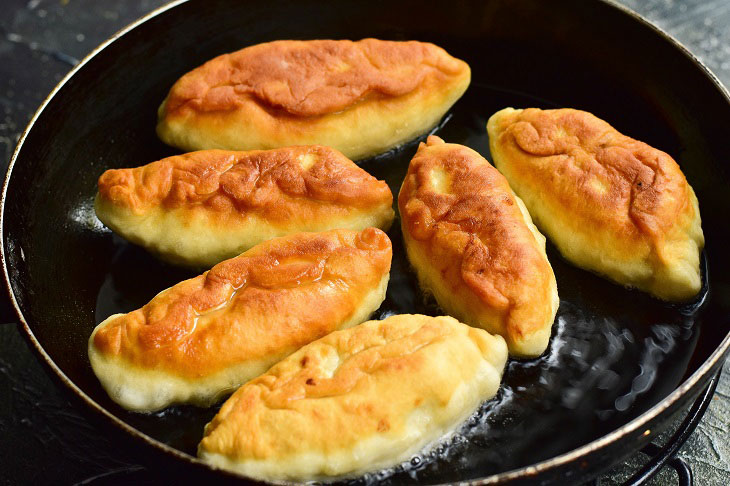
[0,1,728,484]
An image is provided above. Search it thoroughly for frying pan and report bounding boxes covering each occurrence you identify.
[3,0,729,484]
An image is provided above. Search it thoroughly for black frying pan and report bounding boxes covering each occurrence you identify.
[3,0,730,484]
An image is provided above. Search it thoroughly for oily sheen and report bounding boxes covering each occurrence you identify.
[89,228,392,412]
[488,107,704,301]
[399,136,559,357]
[95,145,394,267]
[157,39,471,160]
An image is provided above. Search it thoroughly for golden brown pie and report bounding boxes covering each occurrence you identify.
[88,228,392,412]
[198,314,507,480]
[95,146,394,267]
[487,107,704,301]
[156,39,471,160]
[399,136,559,357]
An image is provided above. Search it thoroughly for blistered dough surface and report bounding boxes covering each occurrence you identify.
[398,136,558,357]
[89,228,392,411]
[156,39,471,160]
[162,38,467,117]
[95,146,394,267]
[487,108,704,301]
[198,314,507,480]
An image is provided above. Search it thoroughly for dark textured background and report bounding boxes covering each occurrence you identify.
[0,0,728,484]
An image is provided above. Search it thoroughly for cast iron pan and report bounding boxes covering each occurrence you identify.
[3,0,730,484]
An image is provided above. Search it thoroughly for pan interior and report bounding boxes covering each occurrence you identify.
[88,84,709,484]
[4,0,730,484]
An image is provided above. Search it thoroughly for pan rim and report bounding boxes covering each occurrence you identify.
[1,0,729,483]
